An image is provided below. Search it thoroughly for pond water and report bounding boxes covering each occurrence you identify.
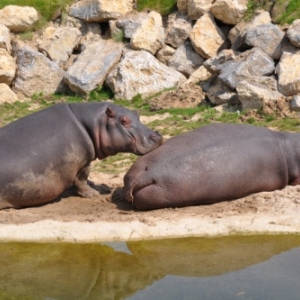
[0,235,300,300]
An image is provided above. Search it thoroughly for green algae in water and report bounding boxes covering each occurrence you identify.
[0,235,300,300]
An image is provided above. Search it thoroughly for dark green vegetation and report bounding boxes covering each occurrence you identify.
[136,0,177,15]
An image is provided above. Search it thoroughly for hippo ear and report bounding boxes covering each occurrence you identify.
[120,116,131,127]
[106,107,115,118]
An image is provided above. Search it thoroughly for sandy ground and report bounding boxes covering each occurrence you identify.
[0,169,300,243]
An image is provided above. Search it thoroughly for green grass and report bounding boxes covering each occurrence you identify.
[136,0,177,15]
[276,0,300,24]
[244,0,300,24]
[0,0,74,29]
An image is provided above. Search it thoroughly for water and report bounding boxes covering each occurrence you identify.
[0,235,300,300]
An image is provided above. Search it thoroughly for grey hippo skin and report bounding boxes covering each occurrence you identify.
[123,123,300,210]
[0,102,162,209]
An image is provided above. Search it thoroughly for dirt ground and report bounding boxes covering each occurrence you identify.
[0,87,299,242]
[0,170,300,242]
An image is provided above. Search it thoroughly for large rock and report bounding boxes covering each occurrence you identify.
[156,45,176,65]
[188,0,212,20]
[69,0,133,22]
[229,10,272,50]
[290,95,300,111]
[0,5,39,33]
[165,13,192,48]
[276,50,300,96]
[64,39,123,95]
[244,23,285,60]
[286,19,300,48]
[116,11,146,38]
[13,47,65,98]
[189,13,226,59]
[0,49,16,85]
[186,65,217,91]
[207,79,238,105]
[168,41,204,77]
[130,11,165,55]
[0,83,18,104]
[211,0,247,25]
[106,50,186,100]
[0,24,11,53]
[205,47,275,90]
[37,27,82,65]
[237,76,285,110]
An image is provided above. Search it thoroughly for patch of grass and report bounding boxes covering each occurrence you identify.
[0,0,74,32]
[92,153,137,174]
[276,0,300,24]
[88,86,114,102]
[112,30,125,43]
[243,0,272,21]
[136,0,177,15]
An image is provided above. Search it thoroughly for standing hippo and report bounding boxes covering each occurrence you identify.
[0,102,162,209]
[123,123,300,210]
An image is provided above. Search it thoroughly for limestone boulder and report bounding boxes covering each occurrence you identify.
[244,23,285,60]
[0,83,18,104]
[286,19,300,48]
[211,0,247,25]
[203,49,240,74]
[237,76,285,110]
[207,79,238,105]
[213,47,275,90]
[229,10,272,50]
[0,5,39,33]
[168,41,204,77]
[69,0,133,22]
[64,39,123,95]
[116,11,147,38]
[276,50,300,96]
[186,65,217,92]
[188,0,212,20]
[130,11,165,55]
[189,13,226,59]
[106,50,186,100]
[13,47,65,97]
[37,27,81,65]
[289,95,300,111]
[0,24,11,53]
[156,45,176,65]
[0,49,16,85]
[165,13,192,48]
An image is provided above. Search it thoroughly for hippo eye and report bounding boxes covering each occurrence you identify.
[120,116,131,127]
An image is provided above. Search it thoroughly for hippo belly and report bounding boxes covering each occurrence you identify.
[123,123,293,210]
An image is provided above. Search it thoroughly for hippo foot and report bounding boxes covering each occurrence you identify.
[77,185,100,198]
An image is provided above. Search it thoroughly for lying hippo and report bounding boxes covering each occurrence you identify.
[123,123,300,210]
[0,102,162,209]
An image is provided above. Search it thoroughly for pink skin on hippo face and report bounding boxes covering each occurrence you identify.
[0,102,162,210]
[123,123,300,210]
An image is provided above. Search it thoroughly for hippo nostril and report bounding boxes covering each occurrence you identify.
[149,133,158,140]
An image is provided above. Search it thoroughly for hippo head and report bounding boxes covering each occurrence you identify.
[98,105,163,159]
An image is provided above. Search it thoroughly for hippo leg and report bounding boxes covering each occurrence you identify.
[74,165,100,198]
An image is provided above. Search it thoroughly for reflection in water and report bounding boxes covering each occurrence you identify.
[0,235,300,300]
